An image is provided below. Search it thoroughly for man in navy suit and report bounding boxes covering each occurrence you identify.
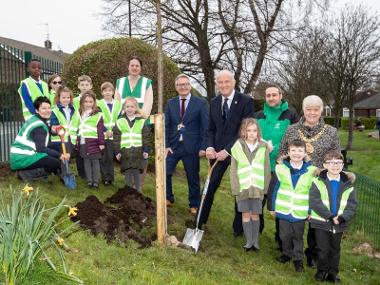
[198,70,254,233]
[165,74,209,214]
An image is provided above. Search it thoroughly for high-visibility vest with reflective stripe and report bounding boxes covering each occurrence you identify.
[310,178,354,222]
[68,111,81,145]
[49,90,57,107]
[10,115,49,170]
[116,118,145,149]
[230,141,266,191]
[18,77,50,121]
[116,76,148,106]
[77,113,102,139]
[50,107,71,143]
[73,95,82,110]
[97,99,122,136]
[274,164,316,219]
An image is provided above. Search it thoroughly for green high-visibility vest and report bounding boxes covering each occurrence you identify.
[18,77,50,121]
[49,90,56,107]
[68,110,80,145]
[116,118,145,149]
[10,115,49,170]
[77,113,102,139]
[97,99,122,138]
[310,178,354,222]
[274,164,316,219]
[230,141,266,191]
[73,94,82,110]
[50,107,71,143]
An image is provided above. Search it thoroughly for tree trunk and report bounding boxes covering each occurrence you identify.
[346,89,355,150]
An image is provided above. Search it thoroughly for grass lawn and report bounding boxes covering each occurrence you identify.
[0,130,379,284]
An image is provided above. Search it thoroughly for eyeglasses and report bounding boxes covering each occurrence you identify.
[176,83,190,87]
[52,81,62,85]
[324,160,343,166]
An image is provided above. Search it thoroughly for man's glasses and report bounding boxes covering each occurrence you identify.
[176,83,190,87]
[52,81,62,85]
[324,160,344,166]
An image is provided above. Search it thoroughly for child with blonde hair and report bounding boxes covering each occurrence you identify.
[113,97,149,191]
[230,118,271,251]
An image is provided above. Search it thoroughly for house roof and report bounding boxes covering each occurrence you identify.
[0,36,69,63]
[354,92,380,109]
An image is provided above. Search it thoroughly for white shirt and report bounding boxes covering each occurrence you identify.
[246,141,258,152]
[290,161,303,170]
[221,90,235,110]
[327,173,340,182]
[179,93,191,111]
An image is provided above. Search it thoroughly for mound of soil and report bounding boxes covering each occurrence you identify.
[71,186,156,247]
[0,162,13,179]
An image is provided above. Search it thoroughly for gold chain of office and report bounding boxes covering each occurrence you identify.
[297,125,328,154]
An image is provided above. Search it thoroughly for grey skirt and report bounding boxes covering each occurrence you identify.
[237,198,262,214]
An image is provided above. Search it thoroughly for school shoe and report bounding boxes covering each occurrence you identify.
[293,260,304,272]
[242,245,259,252]
[92,183,99,188]
[314,270,327,282]
[87,182,93,188]
[189,207,198,215]
[166,200,174,207]
[276,255,291,263]
[307,257,317,268]
[325,273,340,283]
[104,180,113,186]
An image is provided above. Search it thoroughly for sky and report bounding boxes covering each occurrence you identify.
[0,0,379,54]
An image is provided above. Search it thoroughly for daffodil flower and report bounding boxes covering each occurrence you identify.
[22,185,33,196]
[57,237,65,247]
[68,207,78,217]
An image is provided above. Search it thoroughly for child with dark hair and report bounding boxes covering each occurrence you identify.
[310,150,357,283]
[267,139,316,272]
[18,59,51,120]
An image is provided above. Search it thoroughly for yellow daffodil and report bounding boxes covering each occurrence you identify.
[57,237,65,247]
[22,185,33,196]
[68,207,78,217]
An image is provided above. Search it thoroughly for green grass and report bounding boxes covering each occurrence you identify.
[1,131,379,284]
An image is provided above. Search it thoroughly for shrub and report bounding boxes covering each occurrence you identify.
[361,117,377,130]
[62,37,180,113]
[0,186,82,285]
[341,117,349,130]
[323,117,341,127]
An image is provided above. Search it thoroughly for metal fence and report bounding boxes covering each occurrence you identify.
[0,42,63,161]
[350,173,380,250]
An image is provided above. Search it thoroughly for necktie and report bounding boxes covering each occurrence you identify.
[180,98,186,119]
[222,98,229,122]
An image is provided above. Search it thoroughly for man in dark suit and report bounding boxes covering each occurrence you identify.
[165,74,209,214]
[198,70,254,232]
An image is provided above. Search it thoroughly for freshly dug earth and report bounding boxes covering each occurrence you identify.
[71,186,156,247]
[0,162,13,179]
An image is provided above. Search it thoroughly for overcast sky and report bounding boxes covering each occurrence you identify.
[0,0,379,54]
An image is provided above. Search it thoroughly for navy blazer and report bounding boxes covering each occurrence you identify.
[165,95,209,154]
[208,91,254,153]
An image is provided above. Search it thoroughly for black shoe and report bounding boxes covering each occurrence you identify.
[276,255,291,263]
[325,273,340,283]
[243,245,259,252]
[92,183,99,188]
[293,260,304,272]
[87,182,93,188]
[233,231,243,237]
[315,271,327,282]
[104,180,112,186]
[307,258,317,268]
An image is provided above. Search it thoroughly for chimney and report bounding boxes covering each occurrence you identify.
[44,39,52,50]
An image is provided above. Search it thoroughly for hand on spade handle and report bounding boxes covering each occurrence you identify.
[56,126,70,161]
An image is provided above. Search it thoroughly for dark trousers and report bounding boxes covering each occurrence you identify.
[305,225,318,261]
[233,202,243,234]
[279,220,305,261]
[197,158,230,228]
[75,153,85,179]
[259,195,267,233]
[24,155,61,174]
[315,229,343,274]
[166,143,200,208]
[100,140,114,182]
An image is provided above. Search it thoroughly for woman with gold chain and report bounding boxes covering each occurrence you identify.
[278,95,341,269]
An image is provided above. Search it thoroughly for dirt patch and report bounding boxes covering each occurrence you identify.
[352,242,380,259]
[0,162,13,179]
[71,186,156,248]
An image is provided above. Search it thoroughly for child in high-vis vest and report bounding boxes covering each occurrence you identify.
[309,151,357,283]
[73,75,93,110]
[113,97,149,192]
[18,59,52,121]
[267,139,316,272]
[230,118,271,252]
[49,86,76,154]
[97,82,122,185]
[74,90,105,188]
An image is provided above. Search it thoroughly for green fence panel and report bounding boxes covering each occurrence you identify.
[350,173,380,250]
